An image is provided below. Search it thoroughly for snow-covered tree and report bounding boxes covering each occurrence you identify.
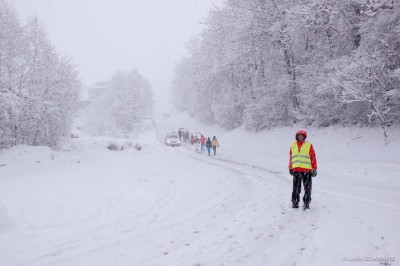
[335,48,396,141]
[86,70,154,136]
[0,2,81,149]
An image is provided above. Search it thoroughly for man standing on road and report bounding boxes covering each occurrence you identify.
[206,137,212,156]
[211,136,219,155]
[200,135,206,152]
[289,129,317,209]
[178,129,182,141]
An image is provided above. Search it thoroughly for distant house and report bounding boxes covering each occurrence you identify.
[87,81,109,101]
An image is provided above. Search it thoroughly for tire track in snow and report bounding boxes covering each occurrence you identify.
[43,146,274,265]
[15,147,251,265]
[1,143,322,266]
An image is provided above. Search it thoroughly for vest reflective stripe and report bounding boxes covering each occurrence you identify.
[291,141,312,169]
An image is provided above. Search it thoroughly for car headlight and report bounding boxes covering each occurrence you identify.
[178,141,181,143]
[167,140,170,143]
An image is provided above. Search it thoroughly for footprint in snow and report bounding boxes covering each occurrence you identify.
[311,224,318,230]
[299,247,305,255]
[255,233,264,240]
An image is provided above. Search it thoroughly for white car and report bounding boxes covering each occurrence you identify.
[165,132,180,146]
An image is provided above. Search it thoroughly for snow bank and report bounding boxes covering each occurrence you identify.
[0,145,54,166]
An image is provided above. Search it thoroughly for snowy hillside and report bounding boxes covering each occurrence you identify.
[0,111,399,266]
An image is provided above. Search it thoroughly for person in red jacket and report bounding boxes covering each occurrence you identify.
[289,129,317,209]
[200,135,206,152]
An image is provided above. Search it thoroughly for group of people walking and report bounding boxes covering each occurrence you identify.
[196,135,219,156]
[178,129,219,156]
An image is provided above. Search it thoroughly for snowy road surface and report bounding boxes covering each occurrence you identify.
[0,126,399,266]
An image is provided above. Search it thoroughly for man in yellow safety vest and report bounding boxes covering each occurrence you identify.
[289,129,317,209]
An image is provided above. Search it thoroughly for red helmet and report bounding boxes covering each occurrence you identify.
[295,129,307,140]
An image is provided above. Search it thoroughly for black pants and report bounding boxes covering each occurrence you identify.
[291,172,312,206]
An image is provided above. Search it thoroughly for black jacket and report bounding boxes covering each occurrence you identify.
[206,139,211,147]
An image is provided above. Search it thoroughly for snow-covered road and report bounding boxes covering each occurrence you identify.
[0,142,288,265]
[1,124,399,266]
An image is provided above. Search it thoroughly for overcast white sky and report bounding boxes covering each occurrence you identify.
[11,0,222,103]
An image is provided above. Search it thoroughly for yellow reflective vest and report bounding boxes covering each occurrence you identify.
[290,141,312,170]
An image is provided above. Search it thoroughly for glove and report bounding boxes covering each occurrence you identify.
[289,169,294,176]
[310,169,317,177]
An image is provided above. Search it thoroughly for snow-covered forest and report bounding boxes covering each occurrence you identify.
[0,1,81,149]
[172,0,400,132]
